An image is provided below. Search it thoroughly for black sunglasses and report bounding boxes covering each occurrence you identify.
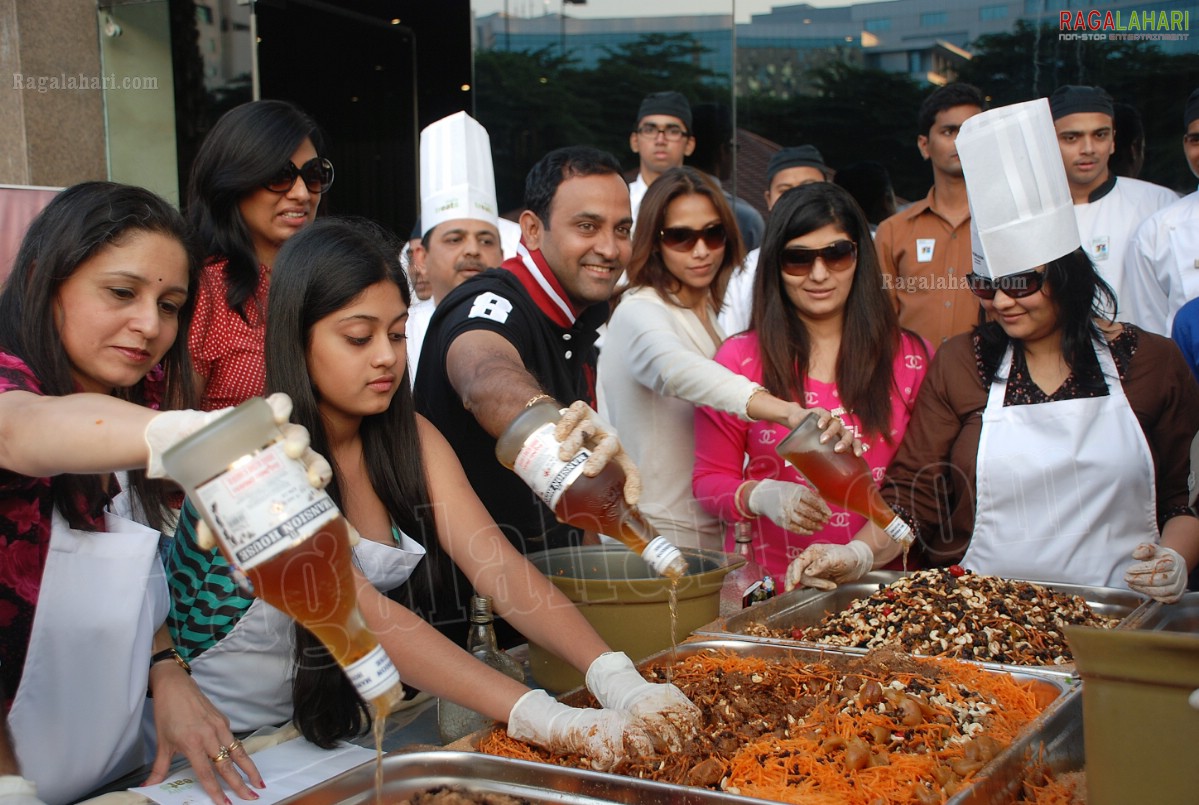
[660,223,727,252]
[780,240,857,275]
[262,157,335,194]
[966,269,1046,300]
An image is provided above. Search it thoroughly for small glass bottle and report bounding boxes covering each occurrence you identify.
[437,595,525,744]
[776,412,914,546]
[495,401,688,579]
[721,522,776,613]
[162,398,402,715]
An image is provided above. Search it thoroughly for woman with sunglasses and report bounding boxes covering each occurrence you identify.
[186,99,333,411]
[692,183,931,581]
[787,244,1199,603]
[599,167,850,552]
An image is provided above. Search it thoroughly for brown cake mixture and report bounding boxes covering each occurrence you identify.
[741,568,1118,665]
[480,648,1057,805]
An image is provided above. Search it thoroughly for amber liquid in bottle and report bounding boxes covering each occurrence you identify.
[776,413,913,561]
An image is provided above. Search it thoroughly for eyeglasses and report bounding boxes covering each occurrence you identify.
[636,123,690,141]
[660,224,727,252]
[780,240,857,275]
[262,157,335,194]
[966,269,1046,300]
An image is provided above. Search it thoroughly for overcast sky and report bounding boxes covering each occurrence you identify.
[471,0,871,25]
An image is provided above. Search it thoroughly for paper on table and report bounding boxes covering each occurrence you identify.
[130,739,376,805]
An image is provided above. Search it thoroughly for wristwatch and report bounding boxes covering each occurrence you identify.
[147,647,191,697]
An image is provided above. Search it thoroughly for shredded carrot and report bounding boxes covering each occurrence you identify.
[480,649,1060,805]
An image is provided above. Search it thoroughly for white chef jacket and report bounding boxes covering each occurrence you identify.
[1123,189,1199,335]
[1073,176,1177,314]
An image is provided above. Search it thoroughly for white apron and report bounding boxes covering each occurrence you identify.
[966,341,1158,587]
[189,531,425,732]
[8,508,167,805]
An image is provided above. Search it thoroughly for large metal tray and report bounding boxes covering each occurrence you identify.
[557,640,1075,803]
[273,749,767,805]
[695,570,1152,670]
[1133,590,1198,633]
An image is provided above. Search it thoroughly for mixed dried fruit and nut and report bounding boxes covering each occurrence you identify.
[741,568,1119,665]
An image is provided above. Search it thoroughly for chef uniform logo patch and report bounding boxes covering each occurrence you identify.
[916,238,935,263]
[1089,235,1110,261]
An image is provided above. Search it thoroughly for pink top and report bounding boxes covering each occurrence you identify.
[693,331,931,580]
[189,257,270,411]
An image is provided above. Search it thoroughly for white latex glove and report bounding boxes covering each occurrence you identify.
[0,776,46,805]
[585,652,701,752]
[506,689,654,771]
[1124,543,1188,604]
[748,479,832,535]
[784,540,874,592]
[554,401,642,505]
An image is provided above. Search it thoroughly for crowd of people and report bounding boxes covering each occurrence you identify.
[1,80,1197,805]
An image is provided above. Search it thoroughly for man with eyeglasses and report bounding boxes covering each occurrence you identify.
[1124,89,1199,337]
[875,83,985,349]
[628,91,696,227]
[1048,85,1177,320]
[718,145,831,335]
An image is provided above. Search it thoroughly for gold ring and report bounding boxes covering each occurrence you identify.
[211,746,231,764]
[227,739,244,754]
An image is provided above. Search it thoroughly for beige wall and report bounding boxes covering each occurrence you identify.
[1,0,107,187]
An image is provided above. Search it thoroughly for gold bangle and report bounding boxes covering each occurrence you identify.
[525,393,554,409]
[744,384,768,420]
[734,481,757,520]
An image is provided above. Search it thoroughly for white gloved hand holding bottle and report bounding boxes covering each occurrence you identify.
[747,479,832,535]
[554,401,642,505]
[506,689,654,771]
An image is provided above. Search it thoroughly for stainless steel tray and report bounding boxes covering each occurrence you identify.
[695,570,1151,669]
[947,687,1083,804]
[554,640,1075,804]
[274,749,767,804]
[1132,590,1198,633]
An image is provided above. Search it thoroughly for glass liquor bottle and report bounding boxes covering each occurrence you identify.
[495,401,689,578]
[720,522,776,613]
[776,412,914,546]
[162,398,402,715]
[437,595,525,744]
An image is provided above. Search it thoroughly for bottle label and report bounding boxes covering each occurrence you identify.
[884,515,914,546]
[343,643,401,701]
[511,422,590,510]
[195,441,341,571]
[641,535,685,577]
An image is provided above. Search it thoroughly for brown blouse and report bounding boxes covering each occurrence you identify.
[883,324,1199,567]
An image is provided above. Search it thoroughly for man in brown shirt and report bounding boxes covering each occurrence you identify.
[875,84,986,348]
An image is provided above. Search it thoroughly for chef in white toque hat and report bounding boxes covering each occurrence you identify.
[407,111,518,381]
[786,98,1199,602]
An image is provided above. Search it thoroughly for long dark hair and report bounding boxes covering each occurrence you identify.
[751,183,913,441]
[186,99,325,321]
[977,247,1117,392]
[0,181,198,530]
[266,217,450,747]
[619,166,744,313]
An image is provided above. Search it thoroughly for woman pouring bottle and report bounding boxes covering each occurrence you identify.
[787,99,1199,603]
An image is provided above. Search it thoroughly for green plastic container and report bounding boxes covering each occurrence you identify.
[1066,624,1199,805]
[526,545,744,693]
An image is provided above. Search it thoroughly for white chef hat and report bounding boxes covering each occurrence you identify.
[957,98,1080,279]
[419,111,499,236]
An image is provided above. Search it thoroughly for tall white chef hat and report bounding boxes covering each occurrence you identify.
[957,98,1080,279]
[420,111,499,236]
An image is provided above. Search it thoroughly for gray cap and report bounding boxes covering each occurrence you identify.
[1049,85,1114,120]
[636,91,692,130]
[766,145,830,184]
